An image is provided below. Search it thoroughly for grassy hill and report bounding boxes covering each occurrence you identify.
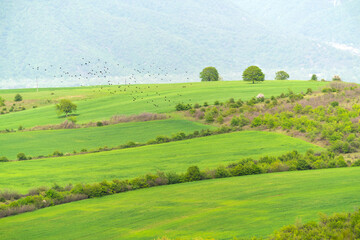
[0,131,323,193]
[0,81,327,129]
[0,119,213,160]
[1,167,359,240]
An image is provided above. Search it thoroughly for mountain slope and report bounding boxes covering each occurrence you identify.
[0,0,360,87]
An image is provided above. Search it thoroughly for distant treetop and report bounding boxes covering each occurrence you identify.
[311,74,318,81]
[332,75,342,81]
[200,67,219,81]
[243,66,265,84]
[275,71,290,80]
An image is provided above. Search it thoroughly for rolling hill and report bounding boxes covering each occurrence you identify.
[1,167,359,239]
[0,81,326,129]
[0,131,323,193]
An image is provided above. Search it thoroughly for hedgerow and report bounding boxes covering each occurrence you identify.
[1,149,358,218]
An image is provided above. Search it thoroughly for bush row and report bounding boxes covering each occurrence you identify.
[2,149,359,218]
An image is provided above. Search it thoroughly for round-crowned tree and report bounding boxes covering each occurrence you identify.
[243,66,265,84]
[56,99,77,117]
[311,74,318,81]
[200,67,219,81]
[275,71,290,80]
[14,94,23,102]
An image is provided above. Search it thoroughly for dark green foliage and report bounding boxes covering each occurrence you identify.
[155,136,170,143]
[96,121,103,126]
[14,94,23,102]
[17,153,27,161]
[352,160,360,166]
[171,132,186,141]
[0,157,8,162]
[215,166,231,178]
[175,103,192,111]
[185,166,201,181]
[231,115,249,127]
[243,66,265,84]
[275,71,290,80]
[296,159,311,170]
[123,141,137,148]
[200,67,219,81]
[330,101,339,107]
[310,74,318,81]
[52,151,64,157]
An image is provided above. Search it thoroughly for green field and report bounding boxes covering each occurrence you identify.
[0,131,323,193]
[0,119,212,159]
[0,81,327,129]
[1,167,359,240]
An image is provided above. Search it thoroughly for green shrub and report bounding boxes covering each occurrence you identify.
[175,103,192,111]
[52,151,64,157]
[45,189,64,200]
[172,132,186,141]
[14,94,23,102]
[123,141,137,148]
[204,112,214,123]
[17,153,27,161]
[96,121,103,127]
[0,157,8,162]
[352,160,360,167]
[330,101,339,107]
[166,172,181,184]
[215,166,231,178]
[296,159,311,170]
[185,166,201,182]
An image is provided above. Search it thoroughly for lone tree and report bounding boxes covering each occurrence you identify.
[14,94,23,102]
[275,71,290,80]
[332,75,342,81]
[56,99,77,117]
[311,74,318,81]
[243,66,265,84]
[200,67,219,81]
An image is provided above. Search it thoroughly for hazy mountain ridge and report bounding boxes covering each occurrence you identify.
[0,0,359,88]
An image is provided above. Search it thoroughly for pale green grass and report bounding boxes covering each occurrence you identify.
[0,81,327,129]
[1,167,359,240]
[0,119,213,159]
[0,131,323,193]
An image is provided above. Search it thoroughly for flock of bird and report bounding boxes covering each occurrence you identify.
[27,59,194,109]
